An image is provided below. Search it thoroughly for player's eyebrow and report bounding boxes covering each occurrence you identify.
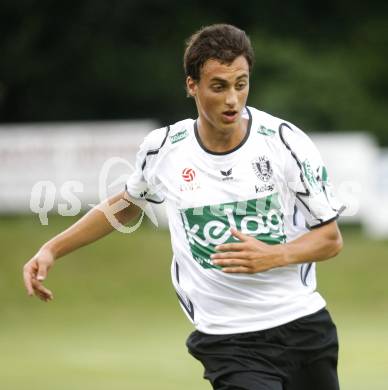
[210,74,249,83]
[236,74,249,80]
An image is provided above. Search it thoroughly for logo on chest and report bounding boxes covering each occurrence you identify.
[180,194,286,269]
[220,168,234,181]
[180,168,201,192]
[252,155,273,182]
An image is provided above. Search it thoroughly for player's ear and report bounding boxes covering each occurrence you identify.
[186,76,197,98]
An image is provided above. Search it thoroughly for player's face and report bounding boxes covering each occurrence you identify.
[186,55,250,133]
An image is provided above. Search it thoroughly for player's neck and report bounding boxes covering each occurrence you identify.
[196,117,248,154]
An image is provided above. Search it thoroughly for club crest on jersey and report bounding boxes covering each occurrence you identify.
[252,156,273,182]
[180,168,200,192]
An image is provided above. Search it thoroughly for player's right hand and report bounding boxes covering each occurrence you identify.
[23,247,55,302]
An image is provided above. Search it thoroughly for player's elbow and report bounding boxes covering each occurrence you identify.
[332,233,343,257]
[321,221,343,259]
[328,226,343,258]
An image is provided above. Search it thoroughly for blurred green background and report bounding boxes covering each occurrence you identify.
[1,0,388,144]
[1,216,387,389]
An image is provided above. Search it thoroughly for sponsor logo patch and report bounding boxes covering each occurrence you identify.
[302,160,322,194]
[180,193,286,269]
[170,129,188,144]
[257,125,276,136]
[255,183,275,193]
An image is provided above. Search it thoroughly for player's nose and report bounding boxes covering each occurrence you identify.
[225,89,238,107]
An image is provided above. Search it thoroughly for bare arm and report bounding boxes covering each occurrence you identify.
[280,221,343,266]
[23,191,141,301]
[211,221,343,273]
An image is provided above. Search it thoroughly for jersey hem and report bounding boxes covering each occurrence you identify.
[193,301,326,335]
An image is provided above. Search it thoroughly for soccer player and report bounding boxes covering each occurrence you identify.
[23,24,344,390]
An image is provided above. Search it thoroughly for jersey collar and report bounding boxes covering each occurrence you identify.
[194,106,252,156]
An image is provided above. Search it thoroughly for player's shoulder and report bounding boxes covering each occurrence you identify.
[142,118,195,152]
[248,106,312,146]
[166,118,195,148]
[248,106,283,137]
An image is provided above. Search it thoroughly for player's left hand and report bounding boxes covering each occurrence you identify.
[211,228,287,273]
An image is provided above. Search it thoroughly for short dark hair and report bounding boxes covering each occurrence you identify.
[184,24,254,81]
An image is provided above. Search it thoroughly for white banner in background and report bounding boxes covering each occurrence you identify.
[0,122,387,237]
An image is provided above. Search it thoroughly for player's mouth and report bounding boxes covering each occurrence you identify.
[221,110,239,123]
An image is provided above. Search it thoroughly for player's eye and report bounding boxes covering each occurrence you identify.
[210,84,224,92]
[236,82,247,90]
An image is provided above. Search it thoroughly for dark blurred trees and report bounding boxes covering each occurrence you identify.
[0,0,387,144]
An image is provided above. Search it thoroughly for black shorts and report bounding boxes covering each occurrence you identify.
[186,308,339,390]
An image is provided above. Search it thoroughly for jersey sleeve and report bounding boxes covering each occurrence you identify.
[280,123,345,228]
[125,127,169,204]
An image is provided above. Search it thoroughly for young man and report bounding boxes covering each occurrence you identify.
[24,24,344,389]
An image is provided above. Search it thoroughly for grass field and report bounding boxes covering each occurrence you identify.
[1,215,387,389]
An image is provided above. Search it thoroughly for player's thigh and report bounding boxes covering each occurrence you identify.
[213,371,283,390]
[186,330,285,390]
[286,358,340,390]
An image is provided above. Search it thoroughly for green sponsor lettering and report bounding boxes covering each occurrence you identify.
[302,160,322,194]
[257,125,276,136]
[180,193,286,269]
[170,129,188,144]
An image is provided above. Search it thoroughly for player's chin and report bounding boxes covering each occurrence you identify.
[219,117,241,130]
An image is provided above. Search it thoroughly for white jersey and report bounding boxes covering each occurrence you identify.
[126,106,344,335]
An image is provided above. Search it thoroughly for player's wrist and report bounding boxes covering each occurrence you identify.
[40,242,59,261]
[278,244,292,267]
